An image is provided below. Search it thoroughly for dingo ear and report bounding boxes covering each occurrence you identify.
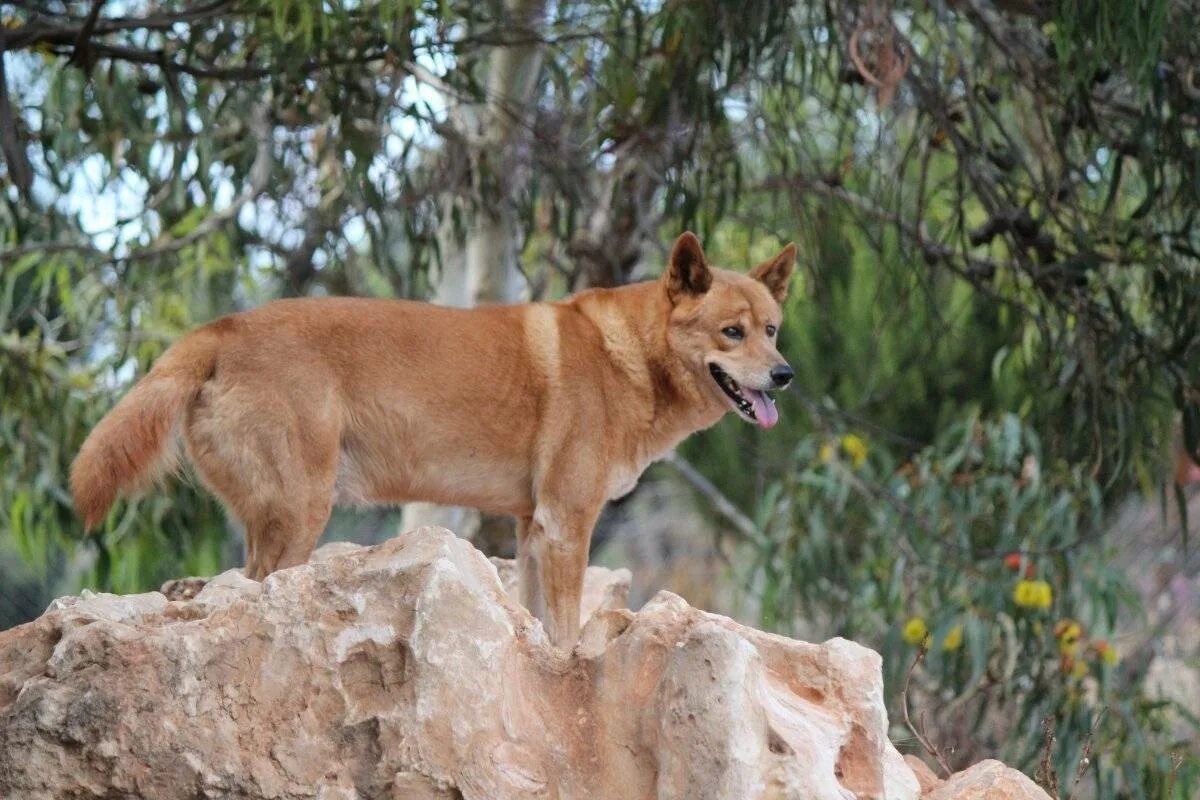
[750,243,796,303]
[665,232,712,301]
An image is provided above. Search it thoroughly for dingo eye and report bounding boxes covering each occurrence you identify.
[722,326,744,340]
[766,325,777,336]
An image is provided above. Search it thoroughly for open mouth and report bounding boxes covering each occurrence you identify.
[708,364,780,429]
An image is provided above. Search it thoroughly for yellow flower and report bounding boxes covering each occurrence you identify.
[1012,581,1034,607]
[1093,640,1117,665]
[941,624,964,652]
[1054,619,1082,654]
[841,434,868,468]
[1012,579,1053,610]
[818,442,835,464]
[1071,660,1089,680]
[902,616,929,645]
[1053,619,1080,639]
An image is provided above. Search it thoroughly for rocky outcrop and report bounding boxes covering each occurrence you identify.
[0,527,1048,800]
[926,761,1052,800]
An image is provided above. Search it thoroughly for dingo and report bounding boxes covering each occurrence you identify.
[71,232,795,646]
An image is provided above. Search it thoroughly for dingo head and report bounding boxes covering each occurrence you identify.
[663,232,796,429]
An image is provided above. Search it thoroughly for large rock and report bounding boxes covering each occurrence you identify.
[0,527,1042,800]
[926,761,1052,800]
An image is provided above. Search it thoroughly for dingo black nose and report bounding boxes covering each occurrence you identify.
[770,365,794,388]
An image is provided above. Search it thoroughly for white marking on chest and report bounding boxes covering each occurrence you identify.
[606,447,672,501]
[607,467,641,501]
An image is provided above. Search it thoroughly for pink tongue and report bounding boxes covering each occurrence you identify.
[748,390,779,429]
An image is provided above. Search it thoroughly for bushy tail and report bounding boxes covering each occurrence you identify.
[70,329,221,530]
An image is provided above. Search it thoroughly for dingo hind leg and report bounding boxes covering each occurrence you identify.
[184,376,340,580]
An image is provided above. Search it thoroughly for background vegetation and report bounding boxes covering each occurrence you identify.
[2,1,1198,797]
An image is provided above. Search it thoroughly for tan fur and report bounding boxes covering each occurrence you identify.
[71,233,795,646]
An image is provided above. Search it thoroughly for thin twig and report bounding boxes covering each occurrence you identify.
[1035,715,1061,798]
[901,640,953,777]
[1066,708,1107,800]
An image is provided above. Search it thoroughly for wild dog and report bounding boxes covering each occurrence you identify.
[71,232,796,646]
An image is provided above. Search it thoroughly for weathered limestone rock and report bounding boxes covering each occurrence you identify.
[0,527,1043,800]
[926,761,1051,800]
[904,755,944,794]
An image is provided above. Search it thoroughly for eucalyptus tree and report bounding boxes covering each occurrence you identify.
[2,0,1197,589]
[1,0,429,600]
[0,0,799,593]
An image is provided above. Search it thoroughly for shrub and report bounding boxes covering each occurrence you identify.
[734,412,1198,798]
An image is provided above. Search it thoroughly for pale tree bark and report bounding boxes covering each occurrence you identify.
[401,0,547,542]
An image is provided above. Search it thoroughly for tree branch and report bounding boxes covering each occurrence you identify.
[0,34,34,200]
[0,102,273,265]
[126,101,273,261]
[67,0,106,68]
[661,451,764,545]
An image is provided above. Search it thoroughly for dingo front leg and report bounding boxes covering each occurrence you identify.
[527,504,600,648]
